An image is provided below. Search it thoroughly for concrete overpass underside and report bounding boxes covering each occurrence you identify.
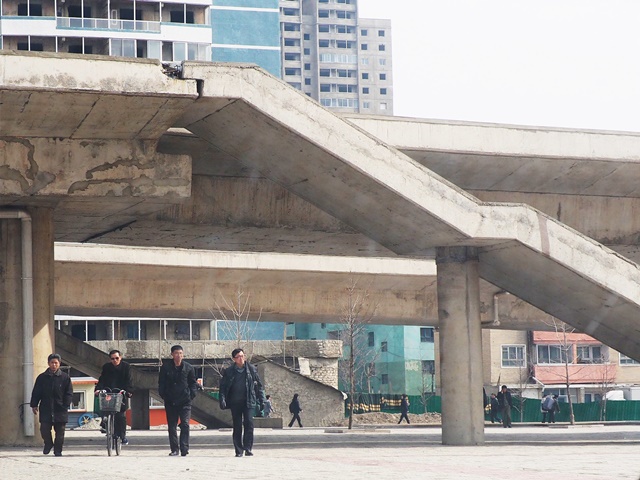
[3,52,640,446]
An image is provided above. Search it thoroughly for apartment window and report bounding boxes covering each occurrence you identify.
[378,44,386,51]
[304,78,311,85]
[304,33,310,40]
[363,101,370,109]
[502,345,525,367]
[361,29,368,36]
[420,327,434,342]
[379,58,386,66]
[283,23,298,32]
[327,330,340,340]
[620,353,640,365]
[303,48,310,55]
[320,69,330,77]
[368,362,375,376]
[285,68,301,76]
[170,10,194,23]
[537,344,572,364]
[422,360,435,374]
[120,8,142,20]
[362,87,369,94]
[318,10,329,18]
[379,102,387,110]
[380,88,387,95]
[320,323,326,329]
[379,73,386,80]
[577,345,603,364]
[381,341,388,352]
[68,5,91,17]
[320,84,330,92]
[18,3,42,16]
[284,38,299,47]
[381,374,388,385]
[361,57,369,65]
[361,44,368,51]
[319,24,330,33]
[361,72,369,80]
[368,331,375,347]
[319,39,330,48]
[378,30,385,37]
[285,52,300,61]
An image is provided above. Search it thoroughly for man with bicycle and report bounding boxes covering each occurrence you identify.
[95,349,133,445]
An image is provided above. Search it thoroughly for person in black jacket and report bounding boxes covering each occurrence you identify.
[158,345,198,457]
[497,385,513,428]
[219,348,265,457]
[288,393,303,428]
[95,349,133,445]
[397,394,410,424]
[30,353,73,456]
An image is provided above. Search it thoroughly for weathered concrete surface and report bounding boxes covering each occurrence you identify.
[173,61,640,362]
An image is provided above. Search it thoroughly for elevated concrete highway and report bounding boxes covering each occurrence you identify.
[3,52,640,446]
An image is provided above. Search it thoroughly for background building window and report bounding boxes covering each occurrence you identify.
[422,360,435,374]
[502,345,525,367]
[368,331,375,347]
[381,374,388,384]
[381,341,387,352]
[620,353,640,365]
[537,344,572,364]
[420,327,434,342]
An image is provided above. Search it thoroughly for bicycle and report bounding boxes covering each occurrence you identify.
[97,389,126,456]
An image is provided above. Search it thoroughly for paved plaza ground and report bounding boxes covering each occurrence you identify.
[2,424,640,480]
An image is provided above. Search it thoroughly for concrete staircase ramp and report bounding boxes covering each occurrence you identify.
[177,62,640,361]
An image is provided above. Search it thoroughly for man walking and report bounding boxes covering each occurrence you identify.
[158,345,198,457]
[219,348,265,457]
[95,349,133,445]
[497,385,513,428]
[397,394,410,424]
[30,353,73,456]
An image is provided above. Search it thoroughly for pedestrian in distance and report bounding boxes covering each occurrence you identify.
[95,349,133,445]
[490,393,501,424]
[219,348,266,457]
[158,345,198,457]
[263,395,275,418]
[288,393,303,427]
[398,394,410,424]
[541,393,554,423]
[549,394,561,423]
[497,385,513,428]
[30,353,73,457]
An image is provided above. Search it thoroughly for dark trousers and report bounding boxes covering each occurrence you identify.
[165,403,191,454]
[490,409,501,423]
[501,405,512,427]
[230,403,255,454]
[288,413,303,427]
[115,411,127,440]
[40,421,65,454]
[398,412,410,424]
[548,409,557,423]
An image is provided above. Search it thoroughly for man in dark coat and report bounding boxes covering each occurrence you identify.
[288,393,303,427]
[397,394,410,424]
[95,349,133,445]
[219,348,265,457]
[497,385,513,428]
[30,353,73,456]
[158,345,198,457]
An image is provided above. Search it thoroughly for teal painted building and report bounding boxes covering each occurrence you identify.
[211,0,281,77]
[295,323,436,396]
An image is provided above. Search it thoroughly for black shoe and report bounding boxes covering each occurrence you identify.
[43,446,52,455]
[121,438,129,446]
[235,452,243,457]
[169,451,179,456]
[54,452,62,457]
[244,450,253,456]
[181,451,188,457]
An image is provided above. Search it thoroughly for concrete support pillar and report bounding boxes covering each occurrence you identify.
[436,246,484,446]
[0,208,55,446]
[130,389,150,430]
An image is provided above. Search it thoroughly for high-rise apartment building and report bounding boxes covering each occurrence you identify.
[280,0,393,115]
[0,0,281,75]
[0,0,391,114]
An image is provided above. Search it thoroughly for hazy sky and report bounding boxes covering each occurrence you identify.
[358,0,640,133]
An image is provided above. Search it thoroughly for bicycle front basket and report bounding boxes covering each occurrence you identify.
[99,392,124,412]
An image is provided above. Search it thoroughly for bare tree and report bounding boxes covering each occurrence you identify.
[335,279,378,429]
[541,317,580,425]
[593,354,617,421]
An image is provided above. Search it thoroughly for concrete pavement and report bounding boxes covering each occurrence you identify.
[2,424,640,480]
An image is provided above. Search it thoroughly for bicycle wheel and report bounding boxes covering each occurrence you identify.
[114,430,121,456]
[106,415,113,456]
